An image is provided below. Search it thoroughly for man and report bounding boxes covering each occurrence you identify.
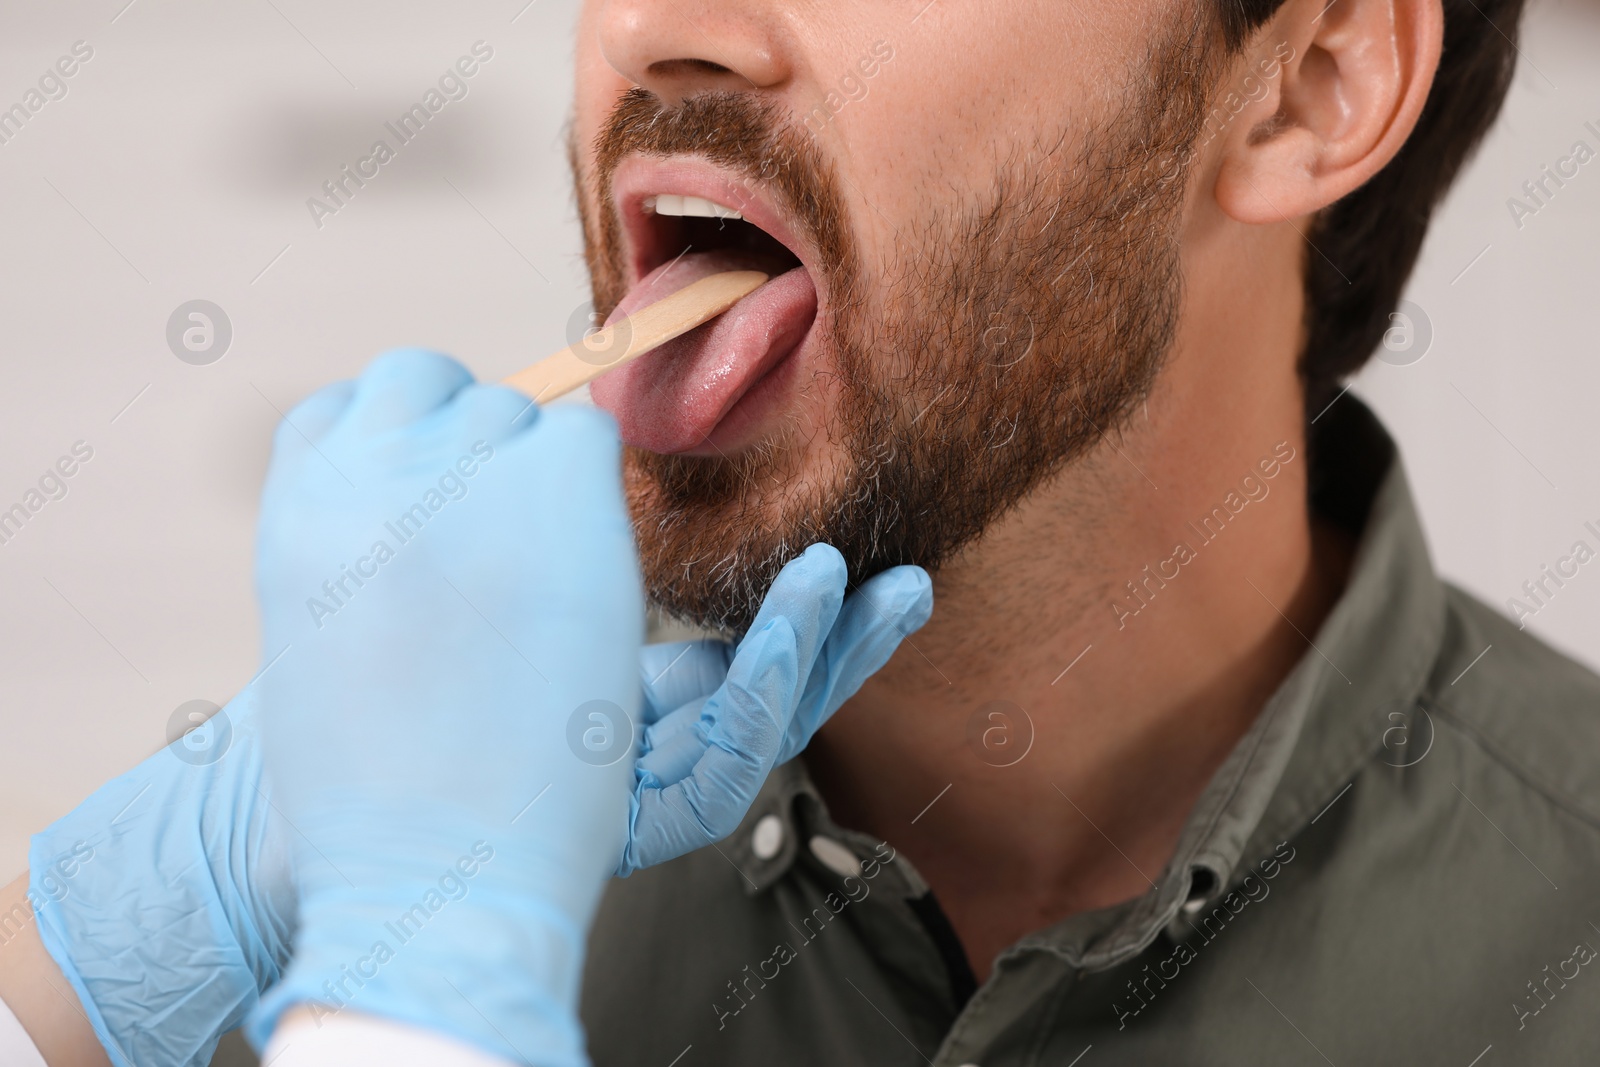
[572,0,1600,1063]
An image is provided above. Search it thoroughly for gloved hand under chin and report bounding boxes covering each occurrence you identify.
[26,351,932,1067]
[619,544,932,874]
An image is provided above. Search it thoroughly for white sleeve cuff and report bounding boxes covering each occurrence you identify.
[0,993,49,1067]
[263,1010,524,1067]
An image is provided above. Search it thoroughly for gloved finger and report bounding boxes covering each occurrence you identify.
[640,639,733,722]
[776,564,934,765]
[340,348,474,435]
[697,614,797,779]
[486,404,627,544]
[518,404,622,476]
[672,544,845,772]
[447,382,540,445]
[276,380,356,451]
[636,545,841,724]
[635,697,711,787]
[620,618,798,871]
[513,406,630,549]
[731,543,847,706]
[491,405,640,654]
[636,566,844,786]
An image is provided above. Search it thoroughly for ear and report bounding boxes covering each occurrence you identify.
[1211,0,1444,225]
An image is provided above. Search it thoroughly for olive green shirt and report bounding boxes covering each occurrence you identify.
[580,399,1600,1066]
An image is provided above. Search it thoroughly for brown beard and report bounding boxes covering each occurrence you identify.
[575,19,1220,636]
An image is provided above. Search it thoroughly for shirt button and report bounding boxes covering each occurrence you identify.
[808,835,862,877]
[751,814,785,860]
[1182,867,1218,914]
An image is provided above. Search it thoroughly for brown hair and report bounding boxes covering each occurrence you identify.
[1215,0,1527,417]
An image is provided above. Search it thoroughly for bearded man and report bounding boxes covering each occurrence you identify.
[570,0,1600,1063]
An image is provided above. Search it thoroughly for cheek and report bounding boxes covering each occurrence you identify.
[573,8,628,149]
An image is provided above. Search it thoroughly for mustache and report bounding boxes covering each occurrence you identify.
[581,88,854,313]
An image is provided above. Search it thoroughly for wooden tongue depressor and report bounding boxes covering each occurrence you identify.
[503,270,769,404]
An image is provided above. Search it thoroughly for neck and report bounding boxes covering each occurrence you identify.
[806,230,1353,979]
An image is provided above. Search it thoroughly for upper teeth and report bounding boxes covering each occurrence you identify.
[647,194,743,220]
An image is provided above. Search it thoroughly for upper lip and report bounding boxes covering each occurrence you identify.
[610,156,818,293]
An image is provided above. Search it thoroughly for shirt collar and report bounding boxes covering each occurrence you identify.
[722,396,1448,969]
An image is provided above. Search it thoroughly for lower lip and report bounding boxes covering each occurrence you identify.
[589,262,819,455]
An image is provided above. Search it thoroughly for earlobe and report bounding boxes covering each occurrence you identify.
[1211,0,1443,227]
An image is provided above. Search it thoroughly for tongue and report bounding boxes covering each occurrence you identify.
[589,248,817,454]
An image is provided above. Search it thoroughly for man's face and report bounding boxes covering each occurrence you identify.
[573,1,1219,633]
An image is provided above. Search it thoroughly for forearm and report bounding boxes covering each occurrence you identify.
[0,875,110,1067]
[1,878,529,1067]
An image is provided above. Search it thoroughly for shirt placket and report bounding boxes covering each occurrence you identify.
[929,949,1083,1067]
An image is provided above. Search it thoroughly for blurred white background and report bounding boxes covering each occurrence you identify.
[0,0,1595,940]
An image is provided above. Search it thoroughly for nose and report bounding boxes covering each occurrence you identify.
[597,0,790,103]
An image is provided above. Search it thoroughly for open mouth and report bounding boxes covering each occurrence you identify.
[589,161,821,456]
[634,193,803,287]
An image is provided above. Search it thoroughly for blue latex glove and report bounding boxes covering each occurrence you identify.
[242,349,642,1066]
[619,544,933,873]
[28,687,296,1067]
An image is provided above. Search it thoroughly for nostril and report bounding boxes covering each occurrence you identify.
[648,58,735,79]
